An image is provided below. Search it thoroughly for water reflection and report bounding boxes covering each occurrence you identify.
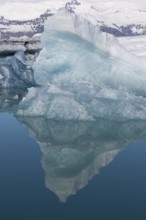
[16,116,146,202]
[0,88,27,112]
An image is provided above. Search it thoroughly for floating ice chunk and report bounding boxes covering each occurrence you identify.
[20,10,146,121]
[33,10,146,97]
[0,50,35,88]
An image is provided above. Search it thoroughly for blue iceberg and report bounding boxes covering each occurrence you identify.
[17,10,146,121]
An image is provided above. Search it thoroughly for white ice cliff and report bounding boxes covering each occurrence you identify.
[17,10,146,121]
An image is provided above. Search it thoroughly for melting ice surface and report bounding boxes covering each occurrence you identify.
[17,10,146,120]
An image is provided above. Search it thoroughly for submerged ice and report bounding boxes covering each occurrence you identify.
[17,10,146,120]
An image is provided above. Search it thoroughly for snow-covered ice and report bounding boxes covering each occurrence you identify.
[0,0,146,25]
[0,0,67,20]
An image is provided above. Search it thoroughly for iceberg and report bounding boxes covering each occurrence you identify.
[0,50,36,88]
[18,10,146,121]
[34,9,146,85]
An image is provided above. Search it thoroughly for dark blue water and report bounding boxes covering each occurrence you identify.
[0,112,146,220]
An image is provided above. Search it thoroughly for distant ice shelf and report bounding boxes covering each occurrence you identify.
[0,1,67,21]
[1,0,146,40]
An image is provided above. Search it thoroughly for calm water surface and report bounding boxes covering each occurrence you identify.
[0,112,146,220]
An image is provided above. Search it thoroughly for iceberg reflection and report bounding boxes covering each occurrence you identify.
[0,88,27,112]
[16,116,146,202]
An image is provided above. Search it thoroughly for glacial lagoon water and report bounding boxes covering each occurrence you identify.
[1,108,146,219]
